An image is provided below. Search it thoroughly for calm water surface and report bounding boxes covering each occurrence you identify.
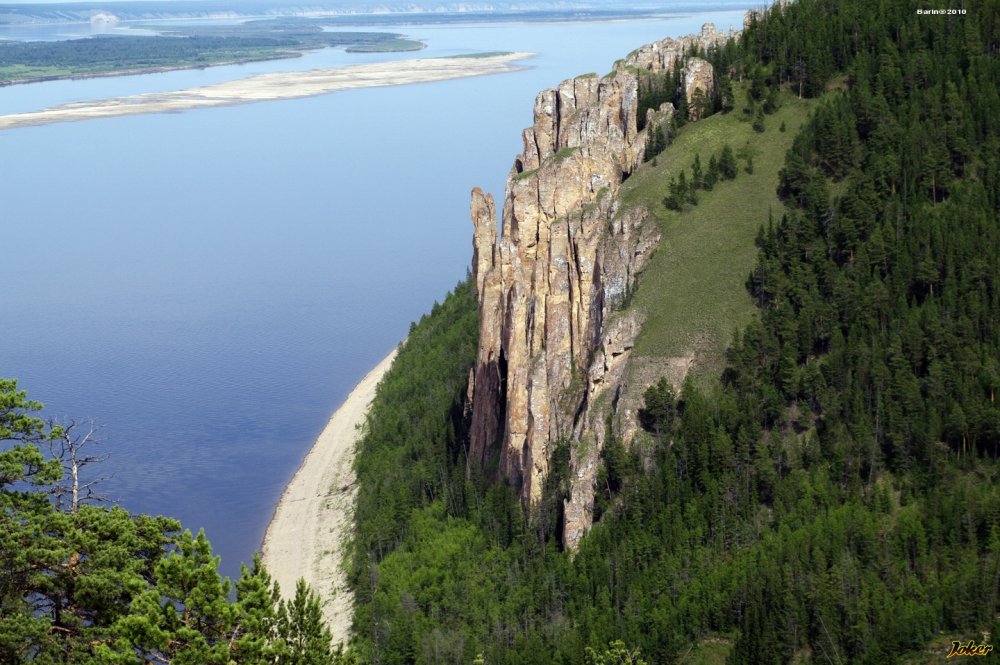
[0,10,749,579]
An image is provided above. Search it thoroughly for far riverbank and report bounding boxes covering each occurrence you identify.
[0,52,533,130]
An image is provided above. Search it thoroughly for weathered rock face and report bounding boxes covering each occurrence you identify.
[620,22,730,74]
[683,58,715,121]
[467,25,734,549]
[467,70,648,501]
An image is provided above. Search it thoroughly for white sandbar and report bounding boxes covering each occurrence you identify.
[0,52,533,130]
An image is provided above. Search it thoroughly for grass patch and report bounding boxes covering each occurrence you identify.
[512,146,578,182]
[513,167,538,181]
[677,637,733,665]
[620,87,816,388]
[552,145,578,162]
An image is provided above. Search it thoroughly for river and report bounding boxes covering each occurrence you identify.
[0,8,749,579]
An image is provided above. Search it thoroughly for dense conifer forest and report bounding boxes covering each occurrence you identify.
[347,1,1000,663]
[0,22,421,84]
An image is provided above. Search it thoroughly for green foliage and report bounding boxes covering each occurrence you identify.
[0,378,60,489]
[0,380,333,663]
[348,2,1000,663]
[350,280,479,572]
[627,82,812,384]
[279,579,333,665]
[691,152,704,188]
[0,26,421,83]
[233,556,284,664]
[706,153,719,189]
[664,141,754,212]
[642,121,669,162]
[637,61,679,131]
[718,144,738,179]
[585,640,648,665]
[639,377,676,438]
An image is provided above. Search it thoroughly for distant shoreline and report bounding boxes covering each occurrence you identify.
[261,348,398,646]
[0,51,534,131]
[0,52,303,88]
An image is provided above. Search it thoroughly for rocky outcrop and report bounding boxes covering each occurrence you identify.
[620,23,731,74]
[682,58,715,121]
[467,25,734,549]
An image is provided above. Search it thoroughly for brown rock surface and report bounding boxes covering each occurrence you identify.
[619,23,730,74]
[683,58,715,121]
[467,25,738,548]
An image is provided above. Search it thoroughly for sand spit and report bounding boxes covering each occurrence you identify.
[261,348,397,647]
[0,52,533,131]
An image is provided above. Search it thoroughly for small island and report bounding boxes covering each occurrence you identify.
[0,18,426,86]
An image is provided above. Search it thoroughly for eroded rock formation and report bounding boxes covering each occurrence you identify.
[467,24,733,550]
[683,58,715,121]
[621,22,730,73]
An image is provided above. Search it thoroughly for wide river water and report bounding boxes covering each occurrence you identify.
[0,8,749,579]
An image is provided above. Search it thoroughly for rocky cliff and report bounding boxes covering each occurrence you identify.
[467,24,731,549]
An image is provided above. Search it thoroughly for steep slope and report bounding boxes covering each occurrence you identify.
[347,2,1000,662]
[466,24,731,547]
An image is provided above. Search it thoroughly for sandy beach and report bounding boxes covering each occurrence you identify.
[261,348,398,647]
[0,52,533,131]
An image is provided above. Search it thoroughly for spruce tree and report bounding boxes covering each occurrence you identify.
[676,170,689,208]
[719,144,738,179]
[279,579,333,665]
[233,555,284,664]
[706,154,719,189]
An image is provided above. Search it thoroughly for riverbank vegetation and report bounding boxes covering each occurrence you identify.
[0,379,346,663]
[0,20,423,85]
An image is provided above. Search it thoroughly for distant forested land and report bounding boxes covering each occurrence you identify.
[347,1,1000,663]
[0,22,423,84]
[0,1,670,27]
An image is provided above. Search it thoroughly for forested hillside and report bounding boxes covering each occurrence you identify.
[347,1,1000,663]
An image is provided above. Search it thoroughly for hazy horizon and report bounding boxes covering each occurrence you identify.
[2,0,757,11]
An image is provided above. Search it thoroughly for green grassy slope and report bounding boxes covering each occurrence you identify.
[622,89,814,387]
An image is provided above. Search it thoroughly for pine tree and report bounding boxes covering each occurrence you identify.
[640,378,676,440]
[676,170,689,208]
[763,86,781,114]
[279,579,333,665]
[233,555,284,664]
[719,144,738,180]
[691,153,704,189]
[687,174,699,206]
[706,154,720,189]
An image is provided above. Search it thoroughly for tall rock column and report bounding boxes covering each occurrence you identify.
[467,24,735,547]
[467,70,646,504]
